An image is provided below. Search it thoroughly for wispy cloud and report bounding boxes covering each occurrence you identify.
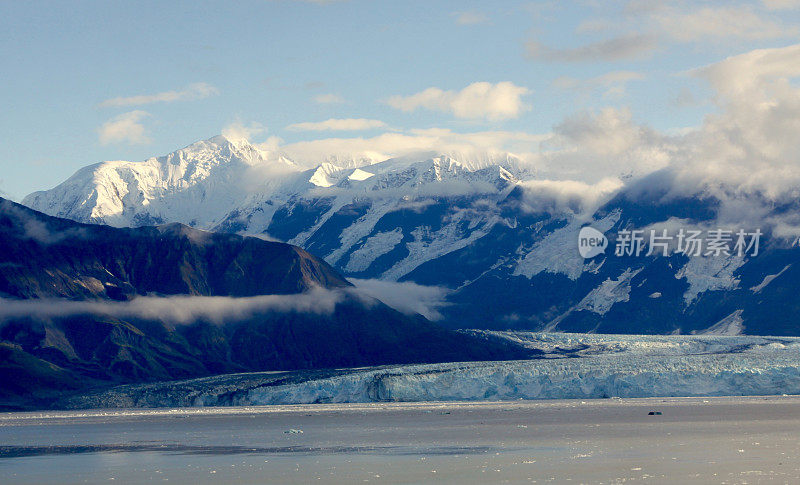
[287,118,387,131]
[519,177,624,216]
[553,70,645,97]
[652,5,798,42]
[0,289,344,324]
[589,4,799,44]
[0,199,89,244]
[97,110,150,145]
[314,93,345,104]
[387,81,531,121]
[221,120,268,142]
[99,82,219,108]
[526,33,657,62]
[350,279,451,320]
[279,128,546,167]
[452,11,488,25]
[763,0,800,9]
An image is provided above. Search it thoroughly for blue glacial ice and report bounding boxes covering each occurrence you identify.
[64,333,800,408]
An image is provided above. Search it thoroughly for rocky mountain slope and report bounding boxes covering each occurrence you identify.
[0,198,532,409]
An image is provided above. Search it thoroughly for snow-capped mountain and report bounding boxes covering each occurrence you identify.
[23,135,800,336]
[23,135,295,228]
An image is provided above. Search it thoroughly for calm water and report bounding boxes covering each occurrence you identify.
[2,398,800,483]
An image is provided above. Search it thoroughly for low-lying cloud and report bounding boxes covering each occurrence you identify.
[0,199,88,244]
[350,279,451,320]
[0,288,346,325]
[519,178,624,216]
[0,282,455,325]
[279,128,545,168]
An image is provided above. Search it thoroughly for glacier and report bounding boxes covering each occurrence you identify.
[62,332,800,409]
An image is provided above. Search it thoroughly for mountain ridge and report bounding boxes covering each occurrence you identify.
[0,197,533,409]
[22,135,800,336]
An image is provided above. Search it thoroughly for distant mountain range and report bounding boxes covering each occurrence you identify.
[23,135,800,336]
[0,198,531,409]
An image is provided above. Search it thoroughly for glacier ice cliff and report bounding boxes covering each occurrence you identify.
[63,333,800,409]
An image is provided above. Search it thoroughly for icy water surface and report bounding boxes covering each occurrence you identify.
[2,397,800,483]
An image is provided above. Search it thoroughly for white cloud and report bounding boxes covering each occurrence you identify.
[526,34,657,62]
[279,128,547,167]
[99,82,218,108]
[97,111,150,145]
[526,43,800,225]
[216,44,800,231]
[287,118,387,131]
[0,289,344,324]
[551,107,660,156]
[519,177,624,215]
[675,43,800,197]
[314,93,345,104]
[221,121,269,142]
[387,82,531,121]
[695,43,800,98]
[539,107,673,182]
[350,279,451,320]
[453,11,488,25]
[577,4,798,47]
[0,199,89,243]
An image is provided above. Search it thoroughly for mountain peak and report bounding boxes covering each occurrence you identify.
[205,133,236,145]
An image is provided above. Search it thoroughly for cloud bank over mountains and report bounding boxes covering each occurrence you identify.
[0,290,344,324]
[238,44,800,211]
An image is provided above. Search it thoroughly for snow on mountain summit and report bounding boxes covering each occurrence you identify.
[23,135,534,231]
[23,135,296,228]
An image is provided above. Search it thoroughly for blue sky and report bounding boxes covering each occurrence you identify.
[3,0,800,200]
